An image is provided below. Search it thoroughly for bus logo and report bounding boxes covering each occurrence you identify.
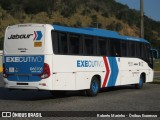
[8,34,33,39]
[33,31,43,41]
[5,56,43,63]
[77,60,104,67]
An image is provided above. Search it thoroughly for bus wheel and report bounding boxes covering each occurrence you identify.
[135,75,144,89]
[86,77,100,96]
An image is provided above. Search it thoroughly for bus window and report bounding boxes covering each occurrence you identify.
[51,31,58,54]
[149,50,153,69]
[111,39,121,57]
[84,36,94,55]
[146,44,151,63]
[59,33,68,54]
[52,31,68,54]
[69,34,81,55]
[142,43,148,62]
[146,44,153,68]
[121,41,127,57]
[97,38,107,55]
[136,42,141,58]
[128,41,136,57]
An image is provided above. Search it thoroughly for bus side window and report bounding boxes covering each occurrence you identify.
[69,34,81,55]
[84,36,94,55]
[121,41,127,57]
[51,31,58,54]
[146,44,153,68]
[59,33,68,54]
[97,38,107,56]
[147,45,151,63]
[143,43,148,62]
[136,42,141,58]
[111,39,121,57]
[128,41,136,57]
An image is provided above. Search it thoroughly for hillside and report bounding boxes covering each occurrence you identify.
[0,0,160,49]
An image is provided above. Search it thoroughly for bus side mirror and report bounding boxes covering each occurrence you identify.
[151,49,159,59]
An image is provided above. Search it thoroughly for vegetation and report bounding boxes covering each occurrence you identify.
[0,0,160,50]
[152,79,160,84]
[154,59,160,71]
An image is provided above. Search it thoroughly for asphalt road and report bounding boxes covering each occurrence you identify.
[0,73,160,119]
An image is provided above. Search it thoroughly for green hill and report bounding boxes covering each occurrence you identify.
[0,0,160,50]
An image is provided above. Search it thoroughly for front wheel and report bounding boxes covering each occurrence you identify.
[135,75,144,89]
[86,77,100,96]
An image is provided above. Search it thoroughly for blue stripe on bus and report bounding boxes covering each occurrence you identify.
[52,25,149,43]
[107,57,119,87]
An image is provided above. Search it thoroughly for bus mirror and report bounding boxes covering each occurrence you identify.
[151,49,159,59]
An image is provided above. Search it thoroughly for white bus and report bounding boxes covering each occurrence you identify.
[3,24,154,96]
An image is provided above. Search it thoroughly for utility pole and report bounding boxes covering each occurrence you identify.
[93,22,99,29]
[140,0,144,38]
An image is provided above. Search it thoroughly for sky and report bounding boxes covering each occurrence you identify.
[116,0,160,21]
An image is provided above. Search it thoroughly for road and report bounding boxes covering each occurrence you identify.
[0,73,159,119]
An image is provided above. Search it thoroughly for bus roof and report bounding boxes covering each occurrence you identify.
[52,25,149,44]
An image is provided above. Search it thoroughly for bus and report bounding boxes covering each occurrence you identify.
[3,24,154,96]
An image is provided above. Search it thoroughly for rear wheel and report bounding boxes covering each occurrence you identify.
[135,75,144,89]
[86,77,100,96]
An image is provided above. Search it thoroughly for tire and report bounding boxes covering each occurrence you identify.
[86,77,100,96]
[135,75,144,89]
